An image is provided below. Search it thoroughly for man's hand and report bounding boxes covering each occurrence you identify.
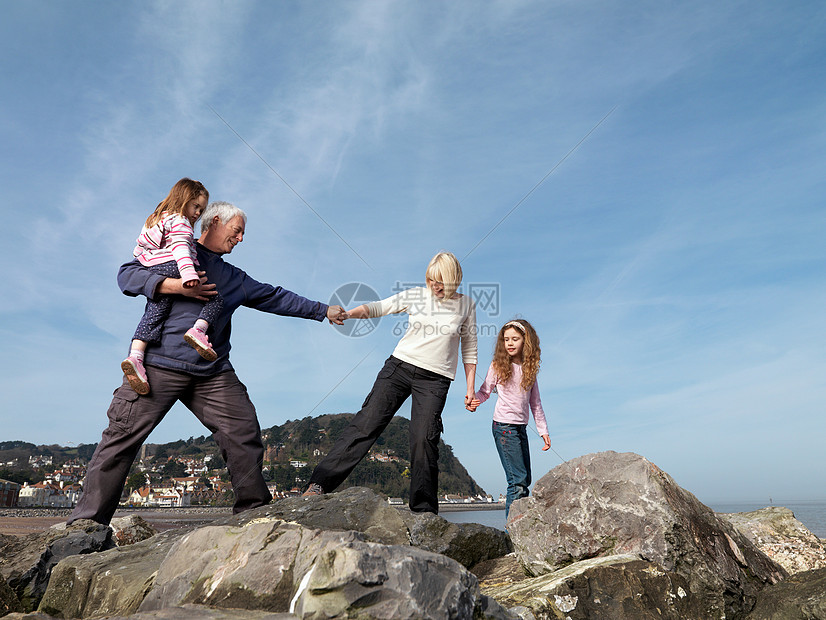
[327,305,347,325]
[158,271,217,302]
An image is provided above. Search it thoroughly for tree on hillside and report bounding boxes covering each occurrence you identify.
[161,460,187,480]
[271,464,299,491]
[264,425,286,445]
[0,467,37,485]
[324,415,352,441]
[126,470,147,491]
[76,443,98,461]
[295,417,321,449]
[209,452,225,470]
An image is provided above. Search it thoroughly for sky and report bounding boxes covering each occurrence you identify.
[1,1,824,505]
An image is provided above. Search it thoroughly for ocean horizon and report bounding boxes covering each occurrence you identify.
[442,499,826,538]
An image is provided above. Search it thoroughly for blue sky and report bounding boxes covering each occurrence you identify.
[1,1,824,504]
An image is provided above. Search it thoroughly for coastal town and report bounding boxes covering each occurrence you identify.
[0,416,501,512]
[0,448,502,510]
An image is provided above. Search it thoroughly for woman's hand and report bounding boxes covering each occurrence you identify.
[541,435,551,451]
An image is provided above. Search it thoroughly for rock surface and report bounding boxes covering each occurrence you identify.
[40,493,512,620]
[140,519,507,618]
[39,527,193,619]
[483,554,712,619]
[110,515,158,546]
[8,464,823,619]
[0,519,114,612]
[719,506,826,575]
[1,575,23,615]
[507,451,786,619]
[747,567,826,619]
[6,604,296,618]
[220,486,512,569]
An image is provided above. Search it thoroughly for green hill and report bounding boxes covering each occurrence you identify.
[262,414,486,499]
[1,415,487,500]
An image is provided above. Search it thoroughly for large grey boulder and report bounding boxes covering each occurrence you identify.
[41,514,511,619]
[396,508,513,569]
[747,567,826,619]
[0,519,113,612]
[223,486,511,569]
[137,518,510,619]
[719,506,826,575]
[219,486,410,546]
[508,451,786,619]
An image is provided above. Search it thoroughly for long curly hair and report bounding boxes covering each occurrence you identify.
[145,178,209,228]
[491,319,541,391]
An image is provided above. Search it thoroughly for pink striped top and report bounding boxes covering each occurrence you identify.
[475,362,549,437]
[132,213,200,284]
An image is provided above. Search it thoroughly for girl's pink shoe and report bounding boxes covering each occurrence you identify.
[184,328,218,361]
[121,356,150,395]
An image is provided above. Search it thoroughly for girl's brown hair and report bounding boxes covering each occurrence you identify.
[491,319,541,391]
[145,178,209,228]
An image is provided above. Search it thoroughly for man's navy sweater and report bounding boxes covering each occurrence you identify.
[118,243,328,376]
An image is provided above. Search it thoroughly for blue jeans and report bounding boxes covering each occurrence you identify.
[492,421,531,519]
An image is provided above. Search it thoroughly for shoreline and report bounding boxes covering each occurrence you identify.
[0,504,504,537]
[436,503,504,512]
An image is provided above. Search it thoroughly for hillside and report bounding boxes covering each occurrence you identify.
[0,414,486,500]
[262,414,486,499]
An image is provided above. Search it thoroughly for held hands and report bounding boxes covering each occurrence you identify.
[464,394,480,412]
[541,434,551,451]
[327,305,348,325]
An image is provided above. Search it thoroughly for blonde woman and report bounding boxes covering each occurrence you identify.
[305,252,477,514]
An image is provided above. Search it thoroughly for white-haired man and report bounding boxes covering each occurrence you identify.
[69,201,346,525]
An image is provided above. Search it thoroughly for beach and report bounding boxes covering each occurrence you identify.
[0,507,233,537]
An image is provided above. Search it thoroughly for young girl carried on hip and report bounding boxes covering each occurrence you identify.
[120,178,223,395]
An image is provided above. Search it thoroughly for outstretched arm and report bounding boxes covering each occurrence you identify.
[346,304,370,319]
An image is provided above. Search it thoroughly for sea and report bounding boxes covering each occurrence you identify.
[442,500,826,538]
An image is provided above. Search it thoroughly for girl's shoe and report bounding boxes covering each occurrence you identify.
[121,356,150,395]
[184,328,218,361]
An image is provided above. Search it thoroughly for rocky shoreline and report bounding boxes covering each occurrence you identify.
[3,452,826,619]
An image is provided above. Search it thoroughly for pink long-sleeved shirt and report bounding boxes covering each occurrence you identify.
[132,213,200,284]
[475,362,548,436]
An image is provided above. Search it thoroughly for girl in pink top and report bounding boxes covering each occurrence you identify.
[120,178,223,395]
[469,319,550,518]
